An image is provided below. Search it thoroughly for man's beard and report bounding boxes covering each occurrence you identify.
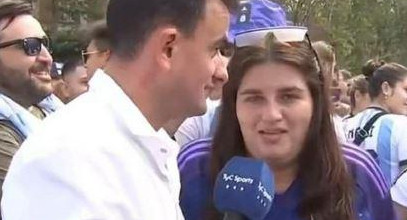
[0,60,52,106]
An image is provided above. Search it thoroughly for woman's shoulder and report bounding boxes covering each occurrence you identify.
[381,113,407,125]
[178,138,213,170]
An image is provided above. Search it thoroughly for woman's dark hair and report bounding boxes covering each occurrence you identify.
[362,59,407,99]
[208,43,355,220]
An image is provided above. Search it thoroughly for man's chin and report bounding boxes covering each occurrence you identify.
[189,102,208,117]
[33,84,53,102]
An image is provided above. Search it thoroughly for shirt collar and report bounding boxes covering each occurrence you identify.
[89,70,180,177]
[90,70,158,136]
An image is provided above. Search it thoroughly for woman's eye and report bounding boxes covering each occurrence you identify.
[245,96,263,103]
[280,94,299,102]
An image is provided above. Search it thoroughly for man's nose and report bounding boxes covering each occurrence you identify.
[37,45,53,67]
[213,56,229,87]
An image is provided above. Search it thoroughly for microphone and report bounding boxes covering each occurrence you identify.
[213,156,275,220]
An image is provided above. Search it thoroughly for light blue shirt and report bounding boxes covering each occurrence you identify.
[343,107,407,184]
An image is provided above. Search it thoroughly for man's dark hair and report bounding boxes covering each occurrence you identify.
[84,20,110,52]
[106,0,237,59]
[61,58,84,79]
[0,0,32,32]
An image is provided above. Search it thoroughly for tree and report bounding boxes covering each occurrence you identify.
[34,0,108,60]
[278,0,407,74]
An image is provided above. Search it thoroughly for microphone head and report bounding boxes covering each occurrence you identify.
[213,156,275,220]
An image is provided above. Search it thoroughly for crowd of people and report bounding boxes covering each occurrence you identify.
[0,0,407,219]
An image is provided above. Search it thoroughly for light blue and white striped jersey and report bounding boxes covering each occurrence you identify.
[343,107,407,184]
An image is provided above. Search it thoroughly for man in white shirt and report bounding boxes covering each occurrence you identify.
[1,0,237,219]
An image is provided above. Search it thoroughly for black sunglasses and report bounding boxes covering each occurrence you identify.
[0,37,51,56]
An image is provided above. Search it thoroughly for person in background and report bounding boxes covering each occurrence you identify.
[335,69,352,115]
[344,75,371,118]
[54,59,89,104]
[312,41,336,82]
[1,0,237,219]
[0,0,60,199]
[178,28,393,220]
[312,41,347,141]
[343,59,407,185]
[81,20,111,79]
[339,69,352,102]
[50,62,65,102]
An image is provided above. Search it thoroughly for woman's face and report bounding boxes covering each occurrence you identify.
[236,62,313,168]
[386,77,407,115]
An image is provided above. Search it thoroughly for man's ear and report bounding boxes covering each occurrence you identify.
[100,50,111,68]
[151,27,180,70]
[102,50,111,62]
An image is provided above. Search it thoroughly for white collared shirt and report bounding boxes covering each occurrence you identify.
[2,70,184,220]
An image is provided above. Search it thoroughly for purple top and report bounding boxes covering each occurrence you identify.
[178,139,394,220]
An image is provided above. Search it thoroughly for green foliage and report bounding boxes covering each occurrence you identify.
[51,35,82,62]
[36,0,107,61]
[39,0,407,73]
[279,0,407,75]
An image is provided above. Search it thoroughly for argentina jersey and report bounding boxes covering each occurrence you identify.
[343,107,407,184]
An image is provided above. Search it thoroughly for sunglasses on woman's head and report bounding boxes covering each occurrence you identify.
[233,26,323,80]
[0,37,51,56]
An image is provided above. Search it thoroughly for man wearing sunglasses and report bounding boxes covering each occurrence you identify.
[0,0,56,200]
[81,21,111,79]
[2,0,237,219]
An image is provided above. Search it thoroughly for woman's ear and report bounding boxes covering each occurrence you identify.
[381,81,393,98]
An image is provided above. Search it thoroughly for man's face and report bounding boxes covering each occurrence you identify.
[0,15,53,106]
[83,40,109,78]
[63,65,89,103]
[169,0,230,117]
[209,56,230,100]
